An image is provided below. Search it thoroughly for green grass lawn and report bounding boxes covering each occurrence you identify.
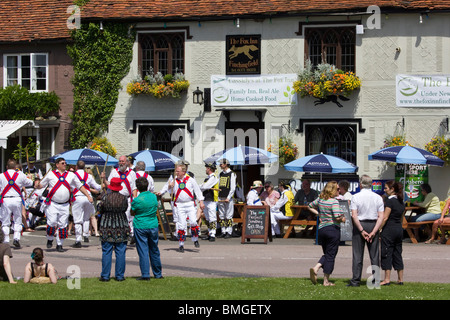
[0,277,448,300]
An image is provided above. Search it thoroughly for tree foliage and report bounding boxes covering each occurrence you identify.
[67,22,135,149]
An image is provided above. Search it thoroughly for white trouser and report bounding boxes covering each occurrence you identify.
[0,197,23,242]
[175,201,198,245]
[46,201,70,246]
[124,197,133,236]
[270,210,292,235]
[203,201,217,237]
[72,195,95,242]
[218,198,234,235]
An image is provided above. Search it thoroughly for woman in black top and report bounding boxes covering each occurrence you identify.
[380,181,405,285]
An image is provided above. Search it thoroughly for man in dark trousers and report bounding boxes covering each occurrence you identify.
[348,174,384,287]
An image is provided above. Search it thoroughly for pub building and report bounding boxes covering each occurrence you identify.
[1,0,449,200]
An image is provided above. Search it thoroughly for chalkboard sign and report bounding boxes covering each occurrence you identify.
[241,205,272,244]
[157,196,172,240]
[338,199,353,241]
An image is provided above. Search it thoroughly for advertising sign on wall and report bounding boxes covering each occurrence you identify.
[211,74,298,107]
[226,35,261,75]
[396,74,450,107]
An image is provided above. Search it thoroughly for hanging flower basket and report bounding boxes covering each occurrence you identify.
[383,135,410,148]
[126,70,189,99]
[88,137,117,157]
[268,136,298,166]
[293,61,361,107]
[425,136,450,165]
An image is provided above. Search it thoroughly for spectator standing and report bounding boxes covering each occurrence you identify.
[380,181,405,286]
[308,181,345,286]
[348,174,384,287]
[131,177,163,280]
[135,161,155,193]
[98,177,130,281]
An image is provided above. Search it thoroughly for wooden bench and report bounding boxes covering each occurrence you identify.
[279,205,316,239]
[402,206,434,244]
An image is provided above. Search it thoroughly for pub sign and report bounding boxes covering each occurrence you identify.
[226,35,261,75]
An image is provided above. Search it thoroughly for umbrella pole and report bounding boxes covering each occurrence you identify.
[241,165,244,200]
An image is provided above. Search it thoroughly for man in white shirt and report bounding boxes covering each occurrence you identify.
[101,155,137,239]
[348,174,384,287]
[72,160,102,248]
[0,159,34,247]
[169,164,205,252]
[35,158,93,252]
[199,162,219,241]
[217,159,236,239]
[246,180,263,206]
[134,161,155,193]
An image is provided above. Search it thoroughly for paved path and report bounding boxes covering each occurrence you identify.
[7,228,450,283]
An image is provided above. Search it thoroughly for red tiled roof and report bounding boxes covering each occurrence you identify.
[81,0,450,20]
[0,0,74,43]
[1,0,449,43]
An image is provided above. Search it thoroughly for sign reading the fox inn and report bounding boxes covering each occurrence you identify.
[226,35,261,75]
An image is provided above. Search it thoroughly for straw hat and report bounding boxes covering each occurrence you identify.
[108,177,123,192]
[251,180,263,189]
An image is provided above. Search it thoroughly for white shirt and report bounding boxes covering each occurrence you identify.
[40,170,84,203]
[246,189,262,206]
[135,170,155,193]
[199,173,219,192]
[350,188,384,220]
[108,168,137,198]
[169,174,204,203]
[0,169,33,197]
[73,169,102,197]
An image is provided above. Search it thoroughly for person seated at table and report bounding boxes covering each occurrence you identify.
[425,197,450,244]
[260,181,280,208]
[411,184,441,222]
[246,180,263,206]
[293,179,318,236]
[336,180,352,201]
[270,182,295,237]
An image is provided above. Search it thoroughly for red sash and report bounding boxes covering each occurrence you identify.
[173,176,194,206]
[136,172,148,179]
[0,171,22,204]
[116,168,133,202]
[73,172,90,199]
[44,171,74,205]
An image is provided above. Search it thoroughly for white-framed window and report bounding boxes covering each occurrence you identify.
[3,53,48,92]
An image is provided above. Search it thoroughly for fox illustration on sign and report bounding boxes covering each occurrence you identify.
[229,45,259,60]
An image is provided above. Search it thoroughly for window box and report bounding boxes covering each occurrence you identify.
[126,71,189,98]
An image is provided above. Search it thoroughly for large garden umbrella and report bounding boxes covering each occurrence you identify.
[204,145,278,166]
[128,149,181,171]
[204,145,278,194]
[49,148,118,166]
[284,153,358,174]
[368,145,444,166]
[284,153,358,244]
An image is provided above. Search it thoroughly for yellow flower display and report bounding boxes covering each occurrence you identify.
[126,72,190,99]
[425,136,450,165]
[89,137,117,157]
[293,62,361,99]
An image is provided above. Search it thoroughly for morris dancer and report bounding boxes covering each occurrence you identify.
[217,159,236,239]
[72,160,101,247]
[35,158,93,252]
[169,164,204,252]
[0,159,33,247]
[199,162,219,242]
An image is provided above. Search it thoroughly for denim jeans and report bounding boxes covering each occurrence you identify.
[411,212,441,222]
[134,228,162,278]
[101,241,127,280]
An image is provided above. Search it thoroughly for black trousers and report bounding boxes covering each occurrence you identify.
[350,220,380,286]
[317,224,341,275]
[380,225,404,271]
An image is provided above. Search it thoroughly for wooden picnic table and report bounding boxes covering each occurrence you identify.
[402,206,430,244]
[279,204,316,239]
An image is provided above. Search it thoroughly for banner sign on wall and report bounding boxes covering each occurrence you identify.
[396,74,450,107]
[211,74,298,107]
